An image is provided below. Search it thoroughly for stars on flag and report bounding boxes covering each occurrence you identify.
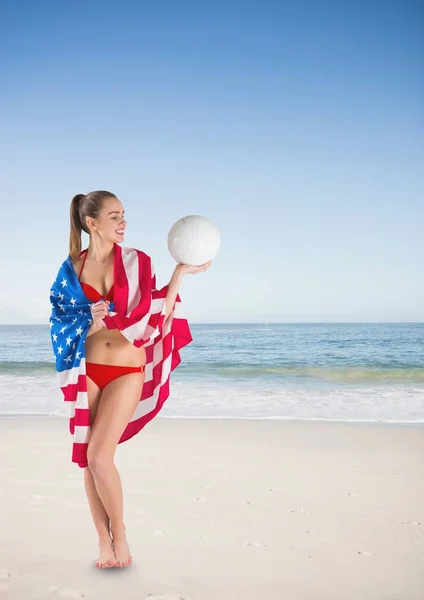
[49,265,97,371]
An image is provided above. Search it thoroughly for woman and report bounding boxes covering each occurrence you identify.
[49,190,210,570]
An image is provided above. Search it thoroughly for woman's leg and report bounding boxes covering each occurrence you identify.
[86,371,144,567]
[85,376,116,568]
[84,467,109,539]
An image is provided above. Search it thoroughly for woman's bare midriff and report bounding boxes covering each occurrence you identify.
[85,327,146,367]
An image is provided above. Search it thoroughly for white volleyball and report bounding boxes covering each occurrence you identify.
[167,215,220,266]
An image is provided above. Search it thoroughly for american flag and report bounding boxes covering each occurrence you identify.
[49,244,193,467]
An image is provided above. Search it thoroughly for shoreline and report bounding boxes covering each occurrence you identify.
[0,412,423,428]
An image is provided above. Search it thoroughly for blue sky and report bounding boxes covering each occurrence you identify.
[0,0,422,323]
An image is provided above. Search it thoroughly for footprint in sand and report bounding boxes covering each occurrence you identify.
[357,551,375,557]
[152,530,168,536]
[290,508,309,514]
[144,594,190,600]
[0,568,13,581]
[243,541,267,548]
[48,586,86,598]
[201,484,215,489]
[189,535,209,541]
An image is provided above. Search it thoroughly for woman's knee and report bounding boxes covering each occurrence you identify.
[87,447,114,477]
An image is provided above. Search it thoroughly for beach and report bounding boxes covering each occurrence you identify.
[0,416,423,600]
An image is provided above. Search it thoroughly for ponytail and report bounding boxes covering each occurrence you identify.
[69,193,85,263]
[68,190,117,262]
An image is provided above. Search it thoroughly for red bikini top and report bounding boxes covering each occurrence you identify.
[78,250,114,302]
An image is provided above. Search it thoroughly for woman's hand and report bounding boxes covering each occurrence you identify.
[87,300,110,336]
[176,261,212,276]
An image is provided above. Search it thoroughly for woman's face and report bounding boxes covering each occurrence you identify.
[87,196,126,243]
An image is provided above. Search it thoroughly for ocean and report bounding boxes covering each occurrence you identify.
[0,323,423,424]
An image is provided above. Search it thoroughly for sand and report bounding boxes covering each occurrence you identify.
[0,416,423,600]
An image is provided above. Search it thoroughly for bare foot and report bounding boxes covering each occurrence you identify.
[96,537,117,569]
[112,535,132,568]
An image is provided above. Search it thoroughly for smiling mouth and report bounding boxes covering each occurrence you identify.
[116,230,125,234]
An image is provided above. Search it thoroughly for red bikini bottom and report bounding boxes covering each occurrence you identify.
[86,362,145,390]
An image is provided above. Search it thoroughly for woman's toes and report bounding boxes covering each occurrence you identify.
[97,560,114,569]
[112,538,132,567]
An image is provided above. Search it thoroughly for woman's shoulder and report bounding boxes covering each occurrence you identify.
[121,245,152,262]
[50,255,77,292]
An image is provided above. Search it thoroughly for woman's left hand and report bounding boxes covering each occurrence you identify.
[176,261,212,276]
